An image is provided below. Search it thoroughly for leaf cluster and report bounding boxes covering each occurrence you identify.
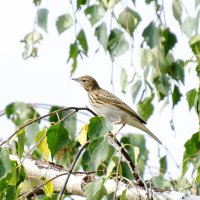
[0,102,186,199]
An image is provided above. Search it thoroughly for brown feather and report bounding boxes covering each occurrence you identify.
[92,88,146,124]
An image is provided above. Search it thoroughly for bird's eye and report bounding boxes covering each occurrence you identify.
[82,79,86,82]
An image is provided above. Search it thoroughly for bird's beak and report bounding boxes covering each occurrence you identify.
[72,78,78,82]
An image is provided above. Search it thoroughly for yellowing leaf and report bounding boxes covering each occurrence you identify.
[134,146,140,165]
[38,137,50,161]
[78,123,88,145]
[43,180,53,197]
[34,128,47,143]
[56,146,69,160]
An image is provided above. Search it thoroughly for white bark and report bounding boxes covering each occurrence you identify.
[11,155,200,200]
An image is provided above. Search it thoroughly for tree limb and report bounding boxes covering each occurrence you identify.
[11,155,199,200]
[0,106,97,147]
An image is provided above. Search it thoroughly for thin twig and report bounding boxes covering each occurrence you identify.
[109,133,141,183]
[110,133,143,185]
[70,0,78,37]
[20,172,68,198]
[21,110,76,164]
[0,107,97,147]
[58,110,77,123]
[113,154,122,200]
[0,109,5,117]
[29,102,56,109]
[57,141,90,200]
[21,134,46,163]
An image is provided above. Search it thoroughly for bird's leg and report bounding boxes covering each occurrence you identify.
[114,124,125,136]
[113,117,126,136]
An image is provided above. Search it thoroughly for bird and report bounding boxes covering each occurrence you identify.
[72,75,162,144]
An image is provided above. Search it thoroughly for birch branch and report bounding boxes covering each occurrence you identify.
[11,155,199,200]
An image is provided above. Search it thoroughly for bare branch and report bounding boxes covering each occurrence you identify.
[58,141,90,200]
[0,106,97,147]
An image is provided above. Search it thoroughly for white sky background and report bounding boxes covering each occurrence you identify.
[0,0,199,184]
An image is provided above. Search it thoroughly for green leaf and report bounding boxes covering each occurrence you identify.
[183,132,200,159]
[181,17,196,38]
[21,31,43,59]
[89,136,110,170]
[196,168,200,183]
[186,89,198,110]
[196,63,200,77]
[56,14,73,35]
[88,116,113,140]
[120,161,134,179]
[77,29,88,54]
[37,9,49,32]
[84,178,107,200]
[170,60,185,83]
[137,95,154,121]
[102,0,120,8]
[159,155,167,174]
[95,22,108,51]
[195,0,200,8]
[142,21,160,48]
[120,68,128,93]
[121,134,148,177]
[189,35,200,57]
[172,85,182,107]
[0,148,12,178]
[106,156,118,179]
[85,4,106,26]
[17,129,25,158]
[33,0,41,6]
[153,75,170,97]
[140,48,154,68]
[5,102,40,126]
[81,150,95,171]
[102,193,114,200]
[195,11,200,36]
[25,123,39,146]
[161,28,177,55]
[6,186,16,200]
[120,190,126,200]
[131,80,142,103]
[67,42,79,62]
[151,175,171,189]
[132,0,136,5]
[145,0,154,4]
[67,42,79,75]
[15,165,25,186]
[108,28,129,58]
[172,0,182,23]
[118,8,141,35]
[181,132,200,179]
[156,48,173,75]
[47,123,71,160]
[77,0,87,9]
[64,112,77,138]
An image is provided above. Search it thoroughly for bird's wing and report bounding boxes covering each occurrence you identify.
[96,89,146,124]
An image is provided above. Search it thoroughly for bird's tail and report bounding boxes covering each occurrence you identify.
[142,125,162,144]
[131,120,162,144]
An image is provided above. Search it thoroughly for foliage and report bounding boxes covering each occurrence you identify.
[0,0,200,198]
[0,101,198,198]
[21,0,199,119]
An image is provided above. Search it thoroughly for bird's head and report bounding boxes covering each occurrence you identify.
[72,75,100,92]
